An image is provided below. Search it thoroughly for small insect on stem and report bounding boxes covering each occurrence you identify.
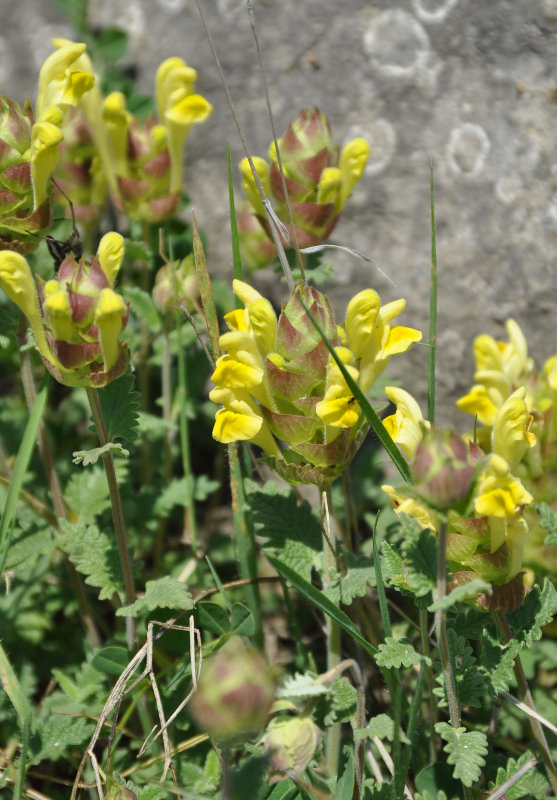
[46,178,82,268]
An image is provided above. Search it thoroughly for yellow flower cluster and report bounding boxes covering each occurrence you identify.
[210,279,421,485]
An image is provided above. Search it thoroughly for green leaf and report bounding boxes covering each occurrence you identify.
[248,482,322,582]
[117,576,193,616]
[536,502,557,547]
[27,714,93,765]
[196,602,230,636]
[278,673,329,701]
[355,713,395,741]
[489,751,549,799]
[434,723,487,787]
[64,466,111,522]
[506,579,557,647]
[323,552,376,606]
[320,676,357,726]
[91,646,131,677]
[122,286,162,334]
[3,525,53,571]
[230,603,255,636]
[96,27,128,61]
[94,369,140,443]
[380,541,405,587]
[154,476,219,517]
[428,578,491,611]
[267,556,377,658]
[480,626,521,694]
[434,630,485,709]
[230,753,269,800]
[402,519,438,597]
[72,441,129,466]
[335,746,354,800]
[375,637,425,670]
[57,520,125,600]
[362,780,393,800]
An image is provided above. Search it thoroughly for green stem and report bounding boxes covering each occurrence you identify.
[154,330,175,573]
[435,520,459,729]
[494,610,557,794]
[322,485,341,777]
[86,387,136,650]
[173,304,199,560]
[18,314,101,647]
[419,607,437,761]
[228,443,263,648]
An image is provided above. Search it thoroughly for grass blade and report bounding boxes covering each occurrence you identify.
[0,378,48,575]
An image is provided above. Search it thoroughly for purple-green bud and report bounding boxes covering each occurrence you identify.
[152,255,198,316]
[189,636,277,745]
[411,428,485,512]
[0,96,52,252]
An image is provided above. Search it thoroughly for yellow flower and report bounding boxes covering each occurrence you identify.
[382,386,430,460]
[491,387,536,468]
[474,454,533,519]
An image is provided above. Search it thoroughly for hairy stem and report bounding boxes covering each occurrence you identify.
[322,486,341,777]
[435,520,459,728]
[86,386,136,649]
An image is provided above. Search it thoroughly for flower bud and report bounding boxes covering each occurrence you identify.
[240,107,369,248]
[0,96,53,253]
[188,636,277,745]
[152,255,198,316]
[263,715,321,783]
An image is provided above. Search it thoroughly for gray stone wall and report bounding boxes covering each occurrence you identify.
[4,0,557,425]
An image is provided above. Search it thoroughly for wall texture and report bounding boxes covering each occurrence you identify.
[4,0,557,424]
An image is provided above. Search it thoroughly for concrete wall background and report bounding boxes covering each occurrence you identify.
[3,0,557,425]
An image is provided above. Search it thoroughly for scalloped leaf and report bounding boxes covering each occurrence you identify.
[506,578,557,647]
[247,481,321,581]
[375,637,425,670]
[117,576,193,617]
[93,369,140,443]
[355,713,395,742]
[434,629,485,709]
[57,520,134,601]
[435,723,487,787]
[278,672,329,700]
[323,552,376,606]
[489,751,549,799]
[536,502,557,547]
[480,626,521,694]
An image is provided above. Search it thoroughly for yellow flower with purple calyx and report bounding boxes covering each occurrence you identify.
[0,232,129,388]
[211,279,421,487]
[239,108,370,262]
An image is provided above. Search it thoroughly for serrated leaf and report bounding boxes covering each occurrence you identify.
[117,576,193,616]
[403,522,438,597]
[506,578,557,647]
[489,751,549,799]
[122,286,162,334]
[64,466,111,522]
[435,723,487,787]
[27,714,93,765]
[434,629,485,709]
[72,442,129,466]
[375,637,424,669]
[323,552,376,606]
[155,476,219,517]
[278,673,329,701]
[3,525,53,570]
[362,779,393,799]
[57,520,124,600]
[429,578,492,612]
[381,541,405,587]
[317,676,357,726]
[536,502,557,547]
[480,626,521,694]
[93,369,140,443]
[355,713,395,741]
[248,482,321,582]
